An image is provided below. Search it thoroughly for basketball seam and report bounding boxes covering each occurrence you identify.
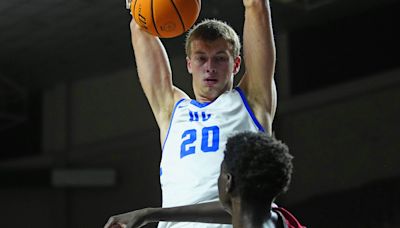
[133,0,137,17]
[151,0,161,36]
[170,0,185,32]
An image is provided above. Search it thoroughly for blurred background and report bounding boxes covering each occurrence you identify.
[1,0,399,227]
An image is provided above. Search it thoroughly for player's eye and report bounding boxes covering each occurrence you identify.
[195,55,207,62]
[215,55,228,62]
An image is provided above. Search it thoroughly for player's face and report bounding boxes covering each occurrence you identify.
[218,161,232,213]
[187,38,241,102]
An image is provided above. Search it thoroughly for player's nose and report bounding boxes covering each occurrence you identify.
[205,59,217,73]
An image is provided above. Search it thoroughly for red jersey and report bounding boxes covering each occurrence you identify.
[272,207,305,228]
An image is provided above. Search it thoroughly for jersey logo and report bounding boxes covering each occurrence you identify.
[189,111,211,122]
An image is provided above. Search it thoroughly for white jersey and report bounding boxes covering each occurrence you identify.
[158,87,264,228]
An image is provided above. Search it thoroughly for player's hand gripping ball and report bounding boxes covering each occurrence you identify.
[131,0,201,38]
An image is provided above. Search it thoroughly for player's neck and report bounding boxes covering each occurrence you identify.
[194,88,232,103]
[195,95,217,103]
[231,198,274,228]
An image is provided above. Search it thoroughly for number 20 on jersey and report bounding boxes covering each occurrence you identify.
[180,126,220,158]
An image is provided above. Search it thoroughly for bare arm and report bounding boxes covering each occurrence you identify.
[238,0,277,135]
[104,201,231,228]
[130,19,188,137]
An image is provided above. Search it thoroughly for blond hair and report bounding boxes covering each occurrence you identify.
[185,19,241,58]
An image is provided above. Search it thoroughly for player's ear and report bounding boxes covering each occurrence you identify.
[226,173,234,193]
[233,56,241,75]
[186,56,193,74]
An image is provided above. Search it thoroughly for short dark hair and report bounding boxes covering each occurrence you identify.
[223,131,293,203]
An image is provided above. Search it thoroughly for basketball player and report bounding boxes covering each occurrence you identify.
[218,131,304,228]
[105,0,276,227]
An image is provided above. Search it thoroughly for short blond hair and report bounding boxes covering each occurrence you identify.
[185,19,241,58]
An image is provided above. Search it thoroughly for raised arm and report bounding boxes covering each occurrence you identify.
[104,201,231,228]
[130,19,188,137]
[238,0,277,135]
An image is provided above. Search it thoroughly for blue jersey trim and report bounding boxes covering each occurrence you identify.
[235,87,265,132]
[190,99,211,108]
[162,98,186,150]
[162,98,185,150]
[160,98,186,176]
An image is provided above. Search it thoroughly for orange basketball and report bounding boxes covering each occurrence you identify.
[131,0,201,38]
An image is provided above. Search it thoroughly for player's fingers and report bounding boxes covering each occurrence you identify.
[104,217,118,228]
[110,224,126,228]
